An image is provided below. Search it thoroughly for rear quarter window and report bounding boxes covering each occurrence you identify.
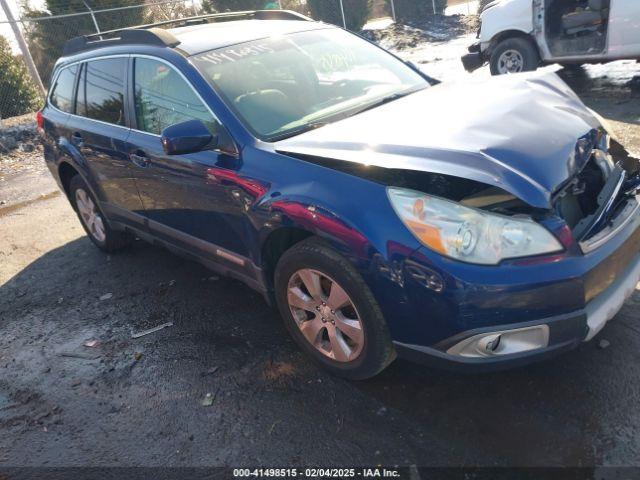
[49,64,78,113]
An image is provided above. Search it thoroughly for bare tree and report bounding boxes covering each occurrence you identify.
[144,0,196,22]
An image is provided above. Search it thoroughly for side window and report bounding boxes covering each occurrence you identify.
[76,58,126,126]
[49,64,78,113]
[133,57,217,136]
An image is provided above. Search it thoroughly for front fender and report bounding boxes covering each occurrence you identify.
[251,151,422,268]
[256,187,424,342]
[479,0,533,46]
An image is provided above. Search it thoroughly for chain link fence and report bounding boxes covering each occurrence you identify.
[0,0,456,123]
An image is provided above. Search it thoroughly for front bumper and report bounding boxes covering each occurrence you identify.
[461,43,485,72]
[394,252,640,372]
[585,250,640,340]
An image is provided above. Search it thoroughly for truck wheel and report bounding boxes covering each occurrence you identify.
[490,37,540,75]
[69,175,132,253]
[274,238,396,380]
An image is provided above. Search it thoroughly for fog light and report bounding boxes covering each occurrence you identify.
[446,325,549,358]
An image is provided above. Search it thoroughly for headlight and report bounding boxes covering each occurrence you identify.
[387,188,563,265]
[588,108,618,142]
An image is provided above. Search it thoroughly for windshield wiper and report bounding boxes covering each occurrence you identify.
[270,87,425,142]
[269,121,330,142]
[349,88,424,117]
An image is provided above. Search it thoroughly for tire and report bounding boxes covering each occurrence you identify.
[69,175,131,253]
[490,37,540,75]
[274,238,396,380]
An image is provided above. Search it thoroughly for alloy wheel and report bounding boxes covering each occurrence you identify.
[287,269,364,363]
[75,188,106,243]
[497,49,524,74]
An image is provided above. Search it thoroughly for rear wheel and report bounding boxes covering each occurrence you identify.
[69,175,131,253]
[274,238,395,380]
[490,37,540,75]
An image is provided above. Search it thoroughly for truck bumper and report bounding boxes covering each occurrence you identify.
[462,43,485,72]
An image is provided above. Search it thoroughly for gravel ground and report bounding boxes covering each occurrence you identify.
[1,18,639,468]
[1,195,640,467]
[0,113,57,210]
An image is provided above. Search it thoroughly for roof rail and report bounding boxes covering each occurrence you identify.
[62,28,181,56]
[62,10,312,56]
[90,9,312,39]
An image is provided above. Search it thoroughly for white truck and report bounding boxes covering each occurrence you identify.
[462,0,640,75]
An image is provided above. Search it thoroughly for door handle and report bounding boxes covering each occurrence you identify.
[130,151,150,168]
[71,132,83,147]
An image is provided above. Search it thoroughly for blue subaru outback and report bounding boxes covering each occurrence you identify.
[40,10,640,379]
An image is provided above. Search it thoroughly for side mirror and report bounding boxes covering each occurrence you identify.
[161,120,217,155]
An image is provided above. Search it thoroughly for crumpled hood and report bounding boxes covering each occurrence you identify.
[276,72,601,209]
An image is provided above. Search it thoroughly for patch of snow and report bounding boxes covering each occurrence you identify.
[395,32,492,83]
[363,17,395,31]
[578,60,639,87]
[445,1,479,16]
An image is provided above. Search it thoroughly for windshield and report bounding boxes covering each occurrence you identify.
[192,28,428,141]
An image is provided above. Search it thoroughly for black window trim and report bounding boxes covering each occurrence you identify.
[77,56,129,128]
[47,54,131,132]
[47,53,238,156]
[47,62,80,115]
[72,63,82,115]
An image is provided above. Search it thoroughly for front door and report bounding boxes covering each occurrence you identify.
[125,56,251,266]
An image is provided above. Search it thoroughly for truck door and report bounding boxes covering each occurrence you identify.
[607,0,640,58]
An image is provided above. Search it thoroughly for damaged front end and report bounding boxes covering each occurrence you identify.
[279,126,640,265]
[269,71,639,364]
[275,72,639,262]
[554,130,640,254]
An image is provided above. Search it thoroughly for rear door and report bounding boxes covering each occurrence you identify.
[65,56,145,226]
[607,0,640,58]
[43,63,79,170]
[124,56,251,267]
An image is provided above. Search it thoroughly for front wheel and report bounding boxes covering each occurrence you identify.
[274,238,395,380]
[490,37,540,75]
